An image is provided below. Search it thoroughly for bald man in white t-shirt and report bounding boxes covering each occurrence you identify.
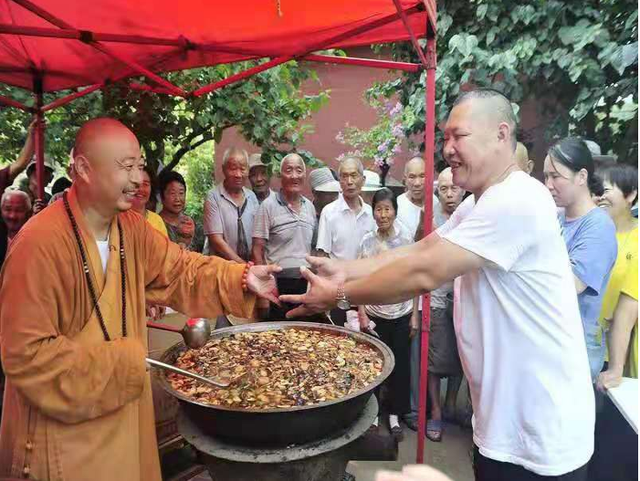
[285,90,594,481]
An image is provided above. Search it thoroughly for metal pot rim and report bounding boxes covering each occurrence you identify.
[156,321,395,414]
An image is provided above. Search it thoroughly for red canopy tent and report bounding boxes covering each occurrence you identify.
[0,0,438,465]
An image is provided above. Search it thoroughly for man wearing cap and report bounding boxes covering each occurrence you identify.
[248,153,275,203]
[23,155,55,210]
[309,167,341,220]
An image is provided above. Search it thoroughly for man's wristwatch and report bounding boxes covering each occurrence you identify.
[336,283,351,311]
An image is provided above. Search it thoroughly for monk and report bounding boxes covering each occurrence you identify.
[0,118,280,481]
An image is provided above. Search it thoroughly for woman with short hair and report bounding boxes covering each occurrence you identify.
[357,187,413,440]
[158,170,203,252]
[596,164,638,389]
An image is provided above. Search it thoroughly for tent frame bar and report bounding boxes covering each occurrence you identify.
[0,94,33,111]
[9,0,187,96]
[0,24,185,46]
[303,54,420,72]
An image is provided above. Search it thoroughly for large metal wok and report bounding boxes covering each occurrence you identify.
[157,322,394,447]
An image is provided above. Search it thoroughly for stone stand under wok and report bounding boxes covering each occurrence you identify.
[178,397,396,481]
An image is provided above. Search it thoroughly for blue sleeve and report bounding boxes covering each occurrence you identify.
[567,213,618,295]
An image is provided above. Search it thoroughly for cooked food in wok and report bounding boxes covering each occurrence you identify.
[168,328,384,409]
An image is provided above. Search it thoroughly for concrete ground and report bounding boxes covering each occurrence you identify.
[186,421,474,481]
[346,421,474,481]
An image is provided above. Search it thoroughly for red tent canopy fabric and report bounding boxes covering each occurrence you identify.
[0,0,428,92]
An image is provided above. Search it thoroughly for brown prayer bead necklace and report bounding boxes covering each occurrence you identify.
[63,192,128,341]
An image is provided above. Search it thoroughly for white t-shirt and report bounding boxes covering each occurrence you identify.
[437,171,594,476]
[397,192,440,310]
[396,192,440,239]
[316,195,376,260]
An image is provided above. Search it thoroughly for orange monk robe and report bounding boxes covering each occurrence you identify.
[0,187,255,481]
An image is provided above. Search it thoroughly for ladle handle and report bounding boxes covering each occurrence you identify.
[146,358,230,388]
[147,321,182,333]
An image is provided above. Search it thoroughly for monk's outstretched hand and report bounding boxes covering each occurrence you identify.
[246,264,282,305]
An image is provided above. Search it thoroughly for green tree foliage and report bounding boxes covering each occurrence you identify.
[0,60,329,172]
[369,0,638,163]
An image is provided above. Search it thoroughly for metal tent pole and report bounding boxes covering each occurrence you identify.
[33,76,45,201]
[416,32,437,464]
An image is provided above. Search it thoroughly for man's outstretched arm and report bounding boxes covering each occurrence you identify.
[283,237,484,317]
[307,231,441,285]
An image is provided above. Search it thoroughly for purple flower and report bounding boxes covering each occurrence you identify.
[337,153,346,162]
[377,143,387,153]
[389,102,403,117]
[335,131,345,143]
[392,124,404,138]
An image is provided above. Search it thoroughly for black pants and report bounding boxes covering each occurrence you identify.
[370,313,411,415]
[473,446,588,481]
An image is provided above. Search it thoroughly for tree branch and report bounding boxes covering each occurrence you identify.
[164,129,216,172]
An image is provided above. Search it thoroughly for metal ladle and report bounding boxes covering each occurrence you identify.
[147,317,212,349]
[146,357,231,388]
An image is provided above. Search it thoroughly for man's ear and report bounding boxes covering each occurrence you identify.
[526,159,535,174]
[73,154,92,183]
[497,122,511,145]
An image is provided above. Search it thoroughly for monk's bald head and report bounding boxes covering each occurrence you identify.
[452,89,518,151]
[73,118,143,214]
[74,118,140,167]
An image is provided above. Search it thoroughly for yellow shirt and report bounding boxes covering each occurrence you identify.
[145,210,168,238]
[600,227,638,377]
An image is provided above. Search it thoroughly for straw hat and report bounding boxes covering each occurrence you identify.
[310,167,341,193]
[26,155,55,176]
[361,170,384,192]
[584,140,617,164]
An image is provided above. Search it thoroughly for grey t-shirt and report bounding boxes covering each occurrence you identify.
[252,192,316,268]
[203,184,260,257]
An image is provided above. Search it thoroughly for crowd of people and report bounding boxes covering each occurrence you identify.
[0,88,637,481]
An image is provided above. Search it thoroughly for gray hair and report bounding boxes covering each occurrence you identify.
[452,88,518,151]
[222,146,249,168]
[338,156,364,176]
[1,189,32,211]
[279,153,306,174]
